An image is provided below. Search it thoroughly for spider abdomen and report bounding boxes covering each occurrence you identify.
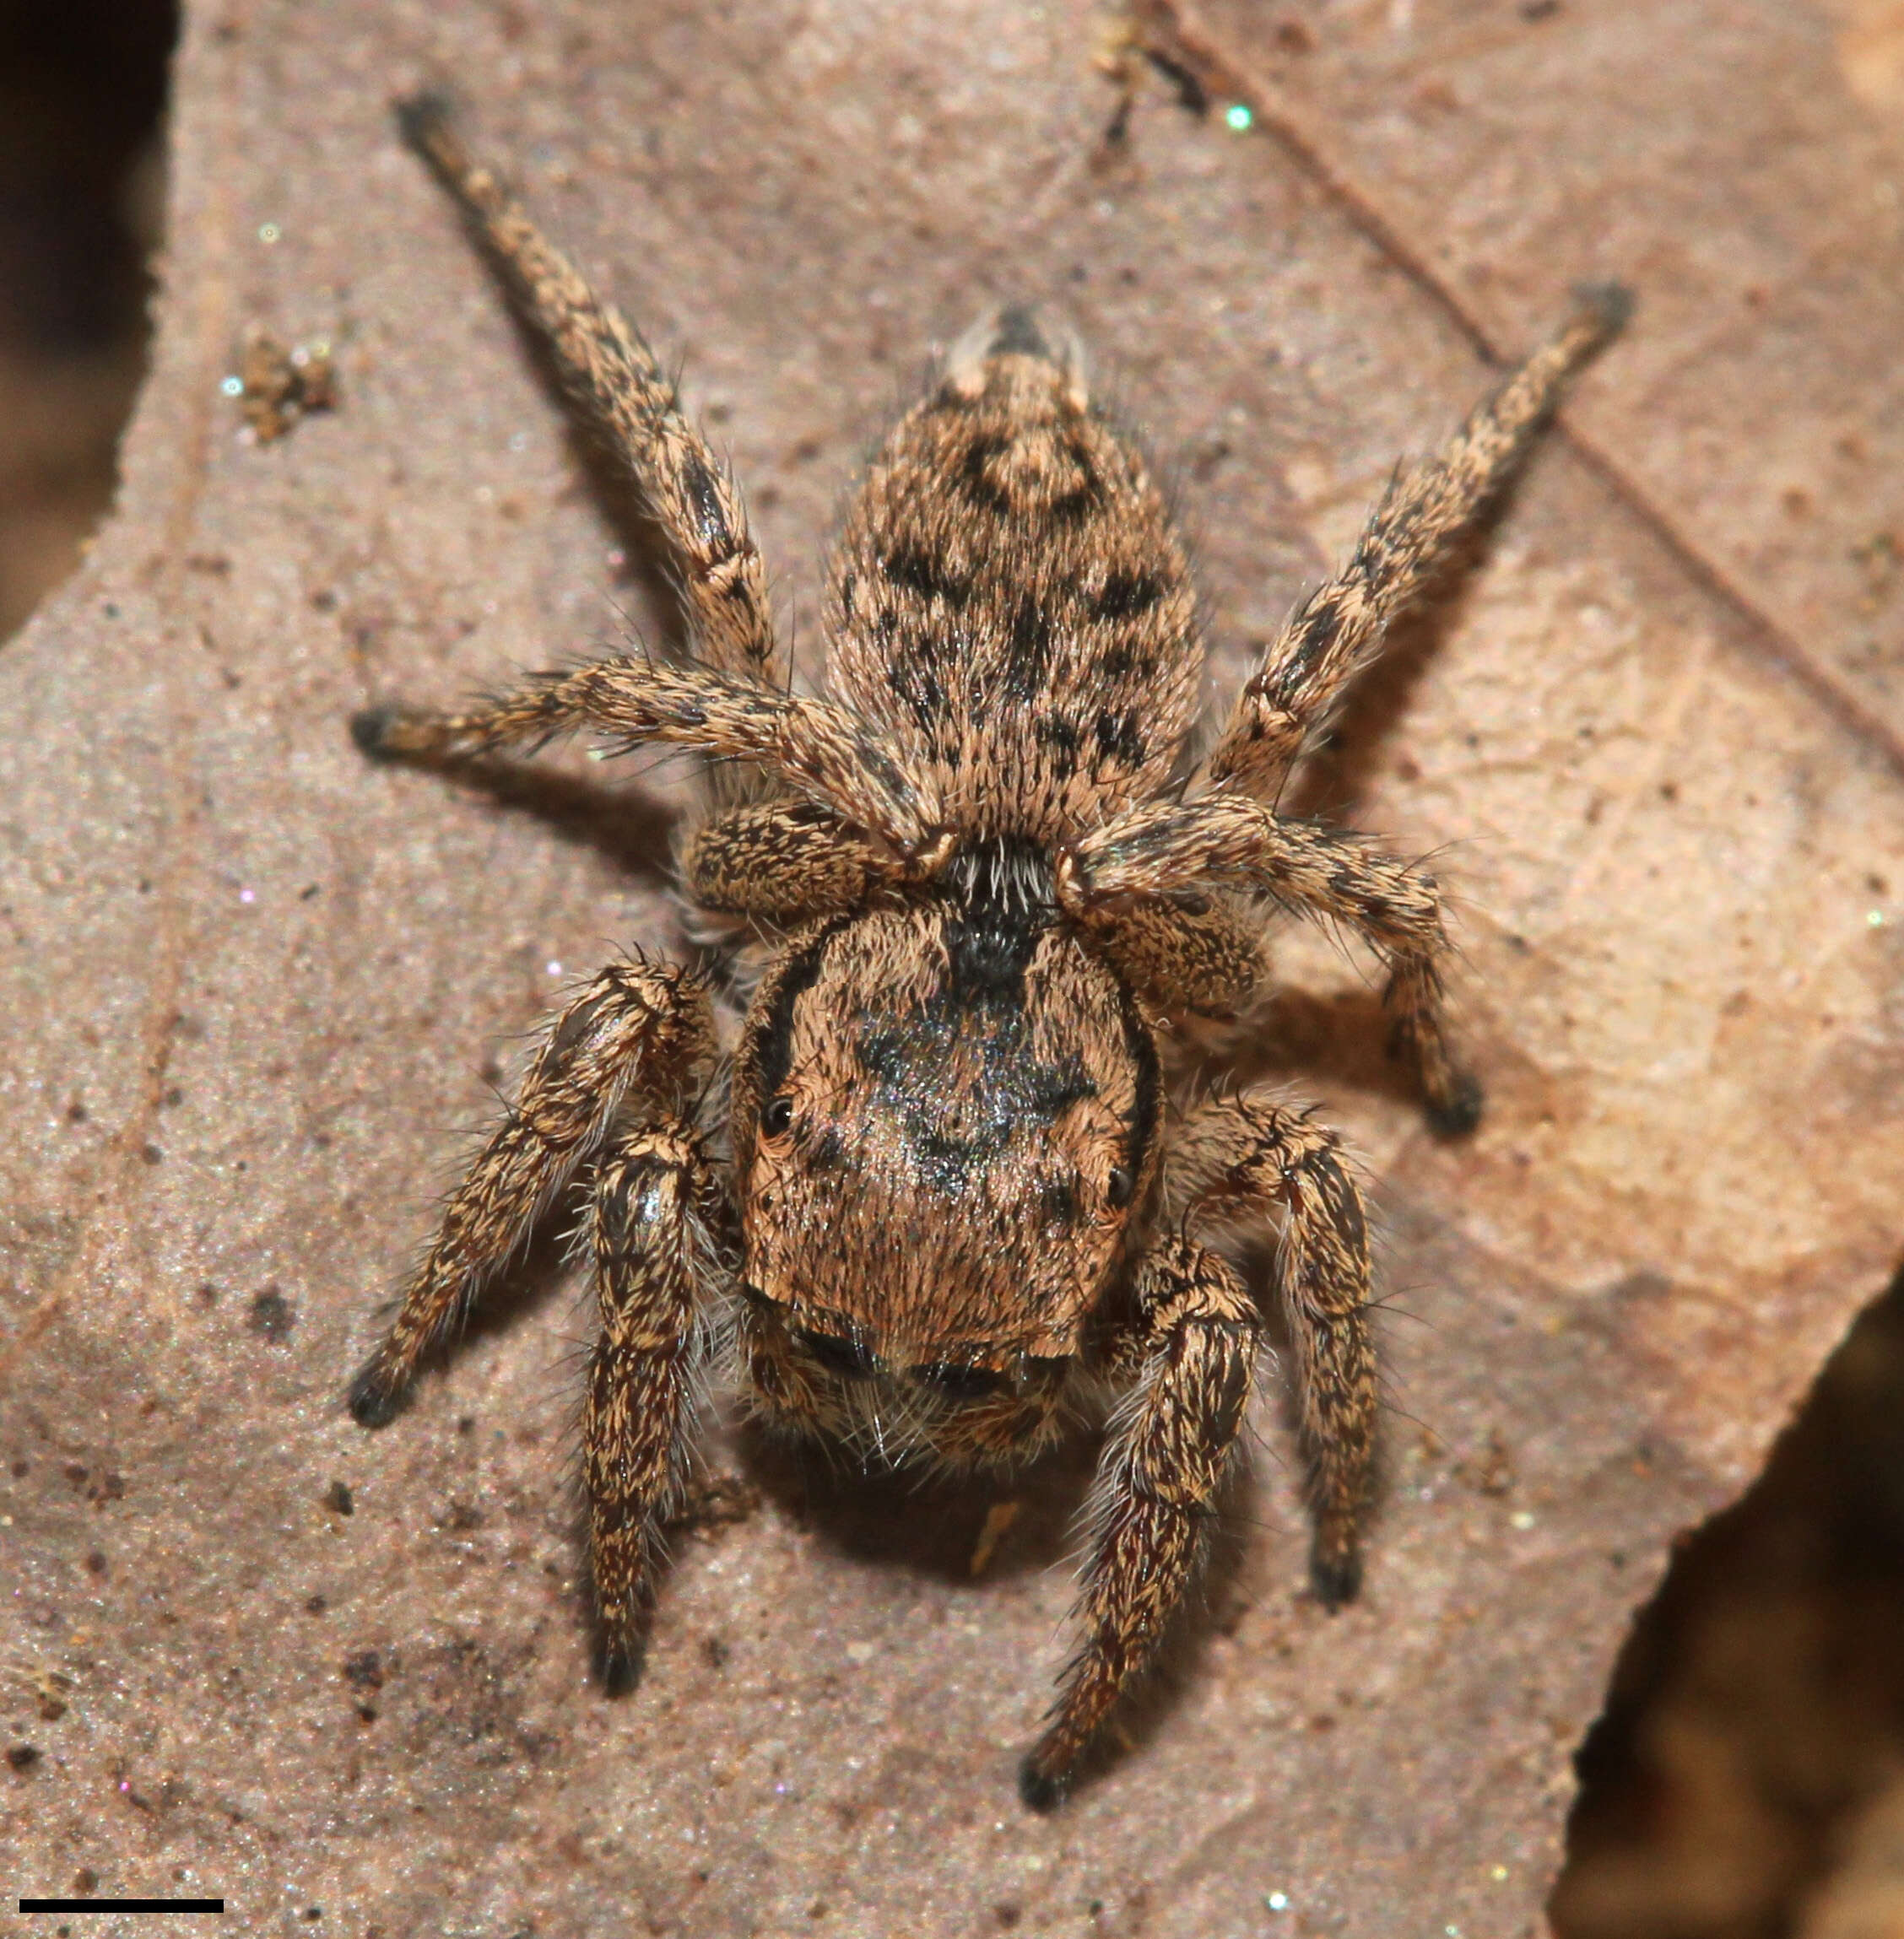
[826,308,1204,842]
[732,865,1161,1373]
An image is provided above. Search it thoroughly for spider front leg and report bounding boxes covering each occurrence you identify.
[397,92,782,689]
[583,1121,730,1689]
[1206,284,1630,800]
[680,799,892,922]
[1022,1234,1258,1811]
[1063,795,1476,1132]
[348,957,714,1424]
[354,655,946,861]
[1167,1090,1377,1606]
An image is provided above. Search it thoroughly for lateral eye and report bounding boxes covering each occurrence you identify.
[1106,1165,1135,1210]
[761,1094,795,1138]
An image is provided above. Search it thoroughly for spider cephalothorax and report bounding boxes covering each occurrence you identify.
[734,845,1159,1358]
[348,92,1626,1807]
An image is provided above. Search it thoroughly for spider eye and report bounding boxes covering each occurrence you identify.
[761,1093,795,1138]
[1106,1165,1135,1210]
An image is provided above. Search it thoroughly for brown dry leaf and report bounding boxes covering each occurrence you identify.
[3,3,1901,1931]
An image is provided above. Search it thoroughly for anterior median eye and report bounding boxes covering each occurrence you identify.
[762,1094,795,1137]
[1106,1165,1134,1209]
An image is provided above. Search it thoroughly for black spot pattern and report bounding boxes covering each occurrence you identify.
[1092,569,1163,621]
[679,450,733,553]
[879,541,970,609]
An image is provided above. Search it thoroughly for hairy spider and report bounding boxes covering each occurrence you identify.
[348,92,1626,1809]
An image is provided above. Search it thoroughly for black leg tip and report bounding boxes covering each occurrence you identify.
[1017,1757,1069,1815]
[1311,1549,1363,1612]
[1425,1072,1484,1140]
[393,89,455,152]
[349,705,405,762]
[346,1364,406,1429]
[595,1643,644,1698]
[1573,278,1636,339]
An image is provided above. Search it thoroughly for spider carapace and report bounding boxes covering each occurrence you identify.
[348,91,1627,1807]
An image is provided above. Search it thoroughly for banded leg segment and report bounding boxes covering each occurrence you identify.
[348,958,714,1425]
[680,799,890,922]
[1169,1090,1376,1604]
[1022,1235,1258,1809]
[354,656,944,858]
[585,1124,730,1689]
[1207,285,1631,800]
[398,93,781,687]
[1060,794,1473,1130]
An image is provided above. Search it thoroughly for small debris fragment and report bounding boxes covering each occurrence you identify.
[235,327,338,443]
[247,1288,295,1340]
[1457,1429,1516,1498]
[1853,529,1901,613]
[322,1480,354,1516]
[25,1662,73,1721]
[970,1500,1021,1577]
[343,1650,384,1691]
[666,1472,761,1537]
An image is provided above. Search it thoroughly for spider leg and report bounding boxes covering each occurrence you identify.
[1060,795,1474,1132]
[1022,1233,1258,1811]
[1067,892,1268,1022]
[583,1121,729,1690]
[1167,1090,1376,1607]
[347,957,715,1426]
[354,657,945,860]
[398,92,782,689]
[1205,285,1631,801]
[680,798,895,921]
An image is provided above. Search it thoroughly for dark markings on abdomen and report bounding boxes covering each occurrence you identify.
[1093,567,1165,620]
[1093,710,1148,769]
[879,539,971,610]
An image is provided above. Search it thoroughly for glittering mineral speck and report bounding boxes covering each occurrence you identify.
[1225,102,1254,132]
[220,375,244,397]
[258,221,281,244]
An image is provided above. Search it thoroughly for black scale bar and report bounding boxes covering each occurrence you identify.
[19,1901,224,1915]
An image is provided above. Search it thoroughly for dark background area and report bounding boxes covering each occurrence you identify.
[1559,1272,1904,1937]
[0,0,174,639]
[4,6,1901,1932]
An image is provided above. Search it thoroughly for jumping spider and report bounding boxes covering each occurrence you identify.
[349,92,1626,1807]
